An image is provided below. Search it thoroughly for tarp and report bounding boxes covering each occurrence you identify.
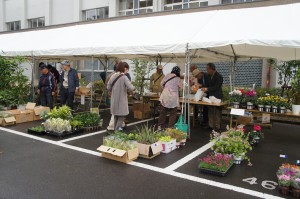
[0,3,300,61]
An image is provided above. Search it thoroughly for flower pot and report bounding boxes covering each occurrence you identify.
[265,105,271,112]
[233,155,243,164]
[292,104,300,115]
[233,102,240,109]
[258,105,264,112]
[278,186,290,195]
[279,107,286,114]
[292,188,300,198]
[272,106,278,113]
[247,102,254,110]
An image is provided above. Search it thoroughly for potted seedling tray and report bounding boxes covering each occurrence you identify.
[199,163,234,177]
[27,126,46,135]
[83,125,101,132]
[46,129,84,137]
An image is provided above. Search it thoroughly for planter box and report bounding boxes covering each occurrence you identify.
[97,145,139,164]
[199,163,233,177]
[9,109,34,124]
[161,139,176,154]
[134,111,151,119]
[27,128,45,135]
[137,141,163,159]
[0,117,16,126]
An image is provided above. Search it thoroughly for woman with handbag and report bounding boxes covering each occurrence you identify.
[158,66,182,130]
[107,62,135,131]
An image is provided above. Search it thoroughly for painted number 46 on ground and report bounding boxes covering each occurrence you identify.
[242,177,278,190]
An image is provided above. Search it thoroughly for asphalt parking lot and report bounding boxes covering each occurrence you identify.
[1,109,299,199]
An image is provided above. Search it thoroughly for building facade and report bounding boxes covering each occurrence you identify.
[0,0,258,32]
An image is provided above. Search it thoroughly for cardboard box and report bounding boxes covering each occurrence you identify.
[134,111,151,119]
[133,102,151,111]
[97,145,139,164]
[9,109,34,124]
[33,106,50,121]
[25,102,36,110]
[161,139,177,154]
[257,113,271,124]
[0,117,16,126]
[137,141,163,159]
[237,115,253,125]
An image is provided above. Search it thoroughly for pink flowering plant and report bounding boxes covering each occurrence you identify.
[292,177,300,189]
[249,125,264,143]
[278,175,291,187]
[277,164,300,187]
[199,153,233,172]
[245,89,257,103]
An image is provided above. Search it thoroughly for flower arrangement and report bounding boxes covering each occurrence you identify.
[277,164,300,187]
[257,95,289,107]
[198,153,233,173]
[245,89,257,103]
[229,89,243,103]
[257,96,272,106]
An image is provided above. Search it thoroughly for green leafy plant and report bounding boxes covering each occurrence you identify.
[0,111,12,118]
[73,112,100,127]
[44,118,71,133]
[70,120,84,129]
[103,135,137,151]
[159,136,173,142]
[136,125,160,144]
[132,59,155,94]
[29,126,45,133]
[165,128,187,142]
[46,106,72,120]
[40,110,50,120]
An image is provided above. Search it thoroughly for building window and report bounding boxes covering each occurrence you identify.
[119,0,153,16]
[28,17,45,28]
[222,0,253,4]
[164,0,208,10]
[7,21,21,31]
[83,7,109,21]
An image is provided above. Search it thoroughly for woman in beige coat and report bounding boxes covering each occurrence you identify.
[107,62,135,131]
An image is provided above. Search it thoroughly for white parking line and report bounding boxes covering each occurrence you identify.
[0,127,283,199]
[165,141,214,171]
[58,117,156,143]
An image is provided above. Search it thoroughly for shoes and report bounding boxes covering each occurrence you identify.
[117,127,123,131]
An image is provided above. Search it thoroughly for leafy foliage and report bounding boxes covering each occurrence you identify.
[73,112,100,127]
[29,126,45,133]
[44,118,72,133]
[46,106,72,120]
[199,153,233,172]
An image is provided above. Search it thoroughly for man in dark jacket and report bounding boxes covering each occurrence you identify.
[201,63,223,130]
[37,64,56,109]
[59,60,79,109]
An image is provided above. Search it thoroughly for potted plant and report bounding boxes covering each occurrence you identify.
[278,175,291,195]
[44,118,72,136]
[245,89,257,109]
[70,120,84,131]
[165,128,187,147]
[291,68,300,115]
[256,97,265,112]
[198,153,234,176]
[73,112,101,131]
[277,97,289,114]
[28,125,45,134]
[229,89,243,108]
[248,125,263,146]
[291,177,300,198]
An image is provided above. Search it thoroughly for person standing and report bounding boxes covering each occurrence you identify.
[192,69,210,126]
[201,63,223,130]
[59,60,79,109]
[47,64,60,84]
[158,66,182,130]
[107,62,135,131]
[150,65,164,93]
[37,64,56,109]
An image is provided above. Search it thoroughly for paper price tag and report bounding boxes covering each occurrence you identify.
[81,95,85,105]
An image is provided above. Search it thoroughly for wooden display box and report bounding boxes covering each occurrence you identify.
[0,117,16,126]
[97,145,139,164]
[133,102,151,111]
[134,111,151,119]
[137,141,163,159]
[9,110,34,124]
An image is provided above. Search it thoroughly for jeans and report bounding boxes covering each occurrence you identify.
[158,105,177,129]
[40,88,53,109]
[60,87,75,109]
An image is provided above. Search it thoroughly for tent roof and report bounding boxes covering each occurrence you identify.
[0,3,300,61]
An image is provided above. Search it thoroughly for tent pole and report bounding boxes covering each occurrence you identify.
[91,55,94,109]
[186,43,191,139]
[31,54,35,103]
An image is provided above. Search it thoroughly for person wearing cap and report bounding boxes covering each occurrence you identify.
[37,63,56,109]
[192,68,210,126]
[150,65,165,93]
[201,63,223,131]
[158,66,182,130]
[59,60,79,109]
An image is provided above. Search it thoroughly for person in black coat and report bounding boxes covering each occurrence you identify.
[201,63,223,130]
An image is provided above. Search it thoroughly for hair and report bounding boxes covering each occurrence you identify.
[39,63,47,69]
[207,63,216,71]
[38,62,45,67]
[171,66,181,77]
[116,61,129,73]
[47,64,53,69]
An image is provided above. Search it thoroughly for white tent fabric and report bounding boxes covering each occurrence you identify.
[0,3,300,61]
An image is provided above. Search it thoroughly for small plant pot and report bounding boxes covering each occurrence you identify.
[292,188,300,198]
[278,186,290,195]
[233,102,240,109]
[292,104,300,115]
[279,107,286,114]
[265,105,271,112]
[233,155,243,164]
[272,106,278,113]
[247,102,254,110]
[258,105,264,112]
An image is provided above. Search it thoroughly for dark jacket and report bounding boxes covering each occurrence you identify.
[38,72,56,93]
[198,72,210,88]
[207,71,223,99]
[50,68,60,84]
[60,68,79,93]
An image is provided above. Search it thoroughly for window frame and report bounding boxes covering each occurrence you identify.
[6,21,21,31]
[28,17,45,28]
[119,0,153,16]
[82,7,109,21]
